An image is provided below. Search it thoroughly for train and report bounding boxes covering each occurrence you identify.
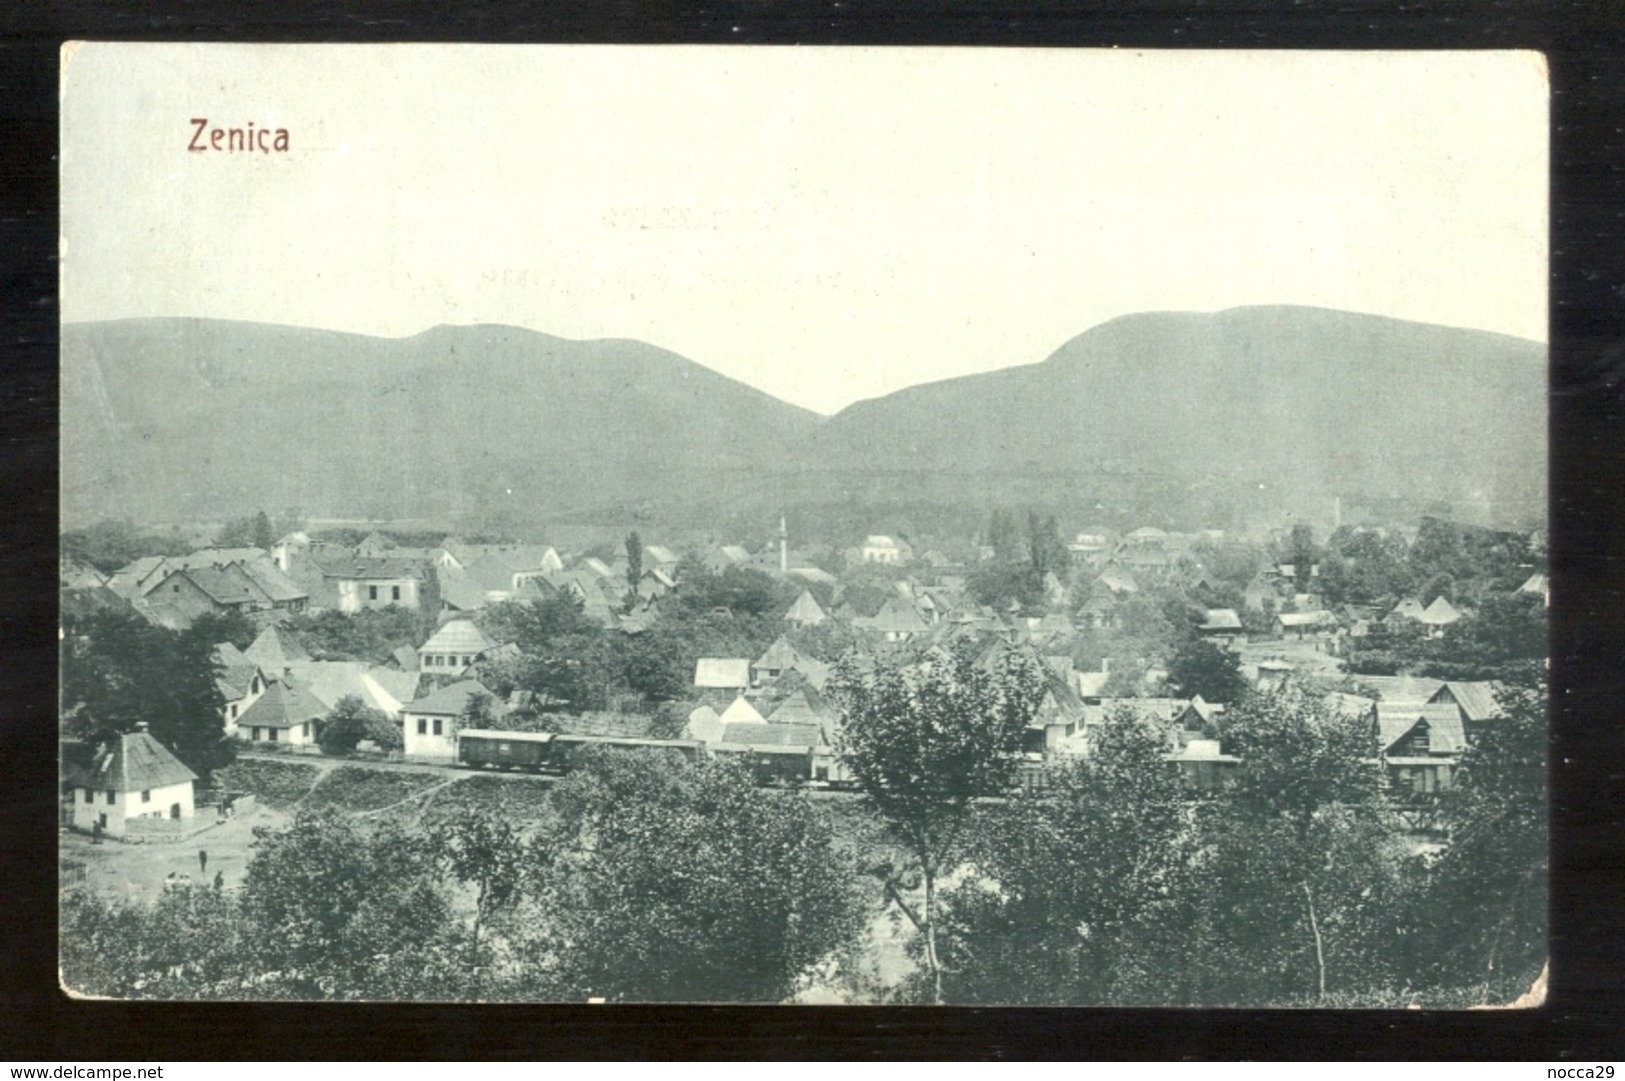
[454,727,852,787]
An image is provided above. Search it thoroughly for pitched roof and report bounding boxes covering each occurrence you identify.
[550,712,657,739]
[755,636,812,673]
[231,558,306,603]
[720,720,821,748]
[867,596,928,635]
[403,679,506,718]
[420,619,497,656]
[784,589,828,625]
[1390,597,1427,621]
[1355,675,1445,704]
[1376,702,1468,755]
[694,658,751,689]
[244,625,312,671]
[149,566,258,607]
[1430,680,1506,723]
[1518,573,1548,595]
[766,684,833,726]
[215,661,265,700]
[391,645,420,671]
[1420,596,1463,625]
[718,695,767,725]
[1096,565,1140,594]
[1277,610,1335,627]
[787,566,839,586]
[718,545,752,564]
[236,678,330,730]
[437,570,490,611]
[643,545,679,566]
[82,729,198,792]
[1200,608,1243,631]
[309,553,426,580]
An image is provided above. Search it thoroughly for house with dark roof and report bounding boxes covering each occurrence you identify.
[214,652,271,737]
[244,625,312,675]
[141,566,258,622]
[864,596,929,643]
[235,678,329,746]
[68,724,198,838]
[1427,680,1506,737]
[402,679,506,761]
[1376,702,1468,797]
[1199,608,1244,639]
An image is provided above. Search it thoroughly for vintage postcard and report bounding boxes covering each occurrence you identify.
[59,44,1547,1005]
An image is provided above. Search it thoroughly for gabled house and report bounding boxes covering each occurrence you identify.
[865,596,929,643]
[68,725,197,838]
[753,636,816,686]
[1027,670,1087,753]
[141,566,258,622]
[235,677,329,746]
[1427,680,1506,737]
[402,679,506,761]
[1418,596,1463,636]
[214,653,271,737]
[1376,702,1468,797]
[1095,564,1140,596]
[783,589,828,627]
[418,620,499,678]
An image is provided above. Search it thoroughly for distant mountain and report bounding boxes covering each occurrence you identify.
[794,306,1546,521]
[61,319,822,528]
[61,307,1546,535]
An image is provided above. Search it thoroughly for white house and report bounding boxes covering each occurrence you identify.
[234,678,329,746]
[70,725,197,838]
[860,535,913,564]
[417,620,499,677]
[402,680,505,761]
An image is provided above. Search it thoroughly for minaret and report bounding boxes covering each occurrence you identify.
[778,513,788,575]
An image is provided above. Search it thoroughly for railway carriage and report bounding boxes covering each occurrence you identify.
[456,728,557,772]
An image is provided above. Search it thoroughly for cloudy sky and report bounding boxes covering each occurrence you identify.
[61,45,1547,415]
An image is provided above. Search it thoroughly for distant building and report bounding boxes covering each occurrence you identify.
[860,535,913,565]
[694,658,751,696]
[783,588,829,628]
[418,620,499,678]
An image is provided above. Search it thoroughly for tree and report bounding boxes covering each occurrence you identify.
[1204,684,1403,1003]
[1165,638,1249,704]
[240,809,461,998]
[60,610,232,776]
[829,642,1047,1003]
[1413,673,1546,1000]
[527,749,866,1002]
[317,695,392,756]
[426,810,526,970]
[252,510,275,550]
[1026,511,1069,585]
[986,507,1022,564]
[936,705,1202,1004]
[624,531,643,602]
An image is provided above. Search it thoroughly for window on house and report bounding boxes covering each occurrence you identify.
[106,790,115,805]
[392,585,401,601]
[83,789,92,804]
[369,585,379,601]
[462,655,473,666]
[433,719,443,736]
[269,728,279,742]
[417,719,427,735]
[230,704,238,719]
[302,723,310,738]
[141,790,151,803]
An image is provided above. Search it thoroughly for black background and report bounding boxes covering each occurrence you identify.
[3,0,1623,1060]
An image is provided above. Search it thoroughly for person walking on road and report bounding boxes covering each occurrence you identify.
[198,848,208,875]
